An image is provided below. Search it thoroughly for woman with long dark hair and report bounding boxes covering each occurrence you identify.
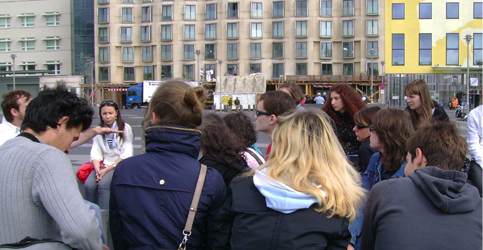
[84,99,133,213]
[322,83,366,157]
[352,106,381,174]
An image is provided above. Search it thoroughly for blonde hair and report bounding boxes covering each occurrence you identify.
[258,110,365,222]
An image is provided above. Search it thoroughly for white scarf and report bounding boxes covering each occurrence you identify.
[104,121,121,155]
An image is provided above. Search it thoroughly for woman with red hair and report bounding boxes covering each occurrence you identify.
[322,83,366,157]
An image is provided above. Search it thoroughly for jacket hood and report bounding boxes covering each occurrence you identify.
[145,124,201,159]
[409,166,480,214]
[253,169,324,214]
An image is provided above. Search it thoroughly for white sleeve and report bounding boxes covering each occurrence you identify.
[120,123,134,159]
[90,134,104,162]
[467,108,483,167]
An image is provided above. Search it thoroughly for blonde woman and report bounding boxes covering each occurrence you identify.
[213,110,365,249]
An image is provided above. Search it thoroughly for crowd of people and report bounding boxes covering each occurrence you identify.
[0,78,481,250]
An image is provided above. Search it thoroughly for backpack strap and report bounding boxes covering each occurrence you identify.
[245,147,265,166]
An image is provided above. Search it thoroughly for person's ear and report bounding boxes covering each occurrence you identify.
[10,108,19,118]
[269,115,277,125]
[415,148,427,168]
[57,116,70,127]
[151,112,158,124]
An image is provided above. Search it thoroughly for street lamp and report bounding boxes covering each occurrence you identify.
[195,49,201,83]
[218,59,222,80]
[89,60,94,107]
[381,61,385,104]
[370,48,375,103]
[465,34,472,113]
[10,54,16,90]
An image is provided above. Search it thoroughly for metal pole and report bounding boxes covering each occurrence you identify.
[465,35,472,113]
[381,61,385,105]
[196,49,200,83]
[11,54,16,90]
[90,61,94,106]
[370,48,374,103]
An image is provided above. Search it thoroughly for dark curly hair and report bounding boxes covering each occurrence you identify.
[322,83,366,124]
[200,114,245,165]
[223,112,257,148]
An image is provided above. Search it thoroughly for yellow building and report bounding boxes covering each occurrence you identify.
[384,0,482,107]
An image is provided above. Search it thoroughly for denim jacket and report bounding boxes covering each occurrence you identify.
[348,152,407,248]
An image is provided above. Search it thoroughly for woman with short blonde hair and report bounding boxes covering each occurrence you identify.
[213,110,365,249]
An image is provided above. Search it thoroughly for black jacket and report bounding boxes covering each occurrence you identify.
[357,141,378,174]
[213,177,351,250]
[199,156,249,187]
[405,100,449,129]
[360,167,482,250]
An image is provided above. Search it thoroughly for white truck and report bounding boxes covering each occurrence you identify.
[125,80,161,109]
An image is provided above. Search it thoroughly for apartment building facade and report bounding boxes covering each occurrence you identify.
[95,0,386,85]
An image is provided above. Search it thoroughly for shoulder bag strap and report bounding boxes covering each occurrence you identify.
[246,147,265,166]
[178,164,207,250]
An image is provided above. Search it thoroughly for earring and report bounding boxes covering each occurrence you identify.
[54,129,59,134]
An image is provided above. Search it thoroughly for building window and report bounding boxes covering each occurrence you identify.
[342,0,354,16]
[21,15,35,27]
[342,63,353,75]
[392,34,405,65]
[161,65,172,78]
[143,0,152,3]
[367,41,379,57]
[205,44,216,59]
[227,43,238,59]
[122,47,134,62]
[342,20,354,37]
[99,67,109,82]
[250,43,262,59]
[98,8,109,23]
[46,62,60,75]
[141,26,151,42]
[22,62,35,71]
[98,0,109,3]
[250,22,262,39]
[367,0,378,15]
[475,3,483,19]
[161,25,172,41]
[45,14,59,26]
[184,24,195,40]
[392,3,404,19]
[320,21,332,37]
[121,8,133,22]
[0,63,12,72]
[121,27,132,42]
[272,42,283,59]
[250,63,261,73]
[184,44,195,60]
[251,2,263,18]
[144,66,153,80]
[320,0,332,16]
[295,21,307,37]
[296,0,308,16]
[419,33,431,65]
[124,67,135,82]
[204,64,216,79]
[227,64,238,75]
[320,42,332,59]
[446,3,459,19]
[185,5,196,20]
[273,1,284,17]
[0,39,11,52]
[366,62,379,76]
[183,65,194,80]
[142,6,152,22]
[205,23,216,40]
[99,47,109,62]
[46,38,60,50]
[295,42,307,58]
[161,44,172,61]
[321,64,332,75]
[99,27,109,43]
[123,0,133,3]
[206,4,216,20]
[342,42,354,58]
[162,5,172,20]
[0,16,10,28]
[296,63,307,75]
[273,63,284,79]
[419,3,432,19]
[366,20,378,36]
[21,38,35,51]
[228,3,239,18]
[142,46,152,62]
[227,23,238,39]
[446,33,459,65]
[272,21,283,38]
[474,33,482,65]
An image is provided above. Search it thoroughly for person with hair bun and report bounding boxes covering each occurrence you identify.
[109,80,226,250]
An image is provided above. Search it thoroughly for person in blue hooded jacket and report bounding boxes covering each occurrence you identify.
[213,109,365,250]
[109,80,226,250]
[348,109,414,250]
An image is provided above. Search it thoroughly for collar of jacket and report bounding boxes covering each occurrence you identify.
[145,123,201,159]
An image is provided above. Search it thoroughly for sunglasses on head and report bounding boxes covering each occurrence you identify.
[255,109,273,117]
[355,123,369,130]
[100,99,115,106]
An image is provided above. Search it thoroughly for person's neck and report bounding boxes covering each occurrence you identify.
[10,119,22,128]
[22,128,52,145]
[416,108,424,115]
